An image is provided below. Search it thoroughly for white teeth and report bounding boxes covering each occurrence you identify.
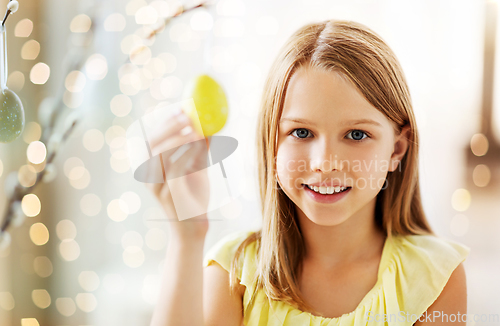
[307,185,348,194]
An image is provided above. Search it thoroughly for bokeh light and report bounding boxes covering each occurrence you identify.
[107,199,128,222]
[21,319,39,326]
[78,271,100,292]
[15,18,34,37]
[63,90,84,108]
[7,71,25,92]
[56,219,77,240]
[130,45,152,66]
[70,14,92,33]
[85,54,108,80]
[123,246,145,268]
[135,6,158,24]
[0,292,15,310]
[30,222,49,246]
[27,141,47,164]
[34,256,53,278]
[65,70,86,92]
[110,94,132,117]
[55,297,76,317]
[22,122,42,144]
[472,164,491,187]
[30,63,50,85]
[451,188,471,212]
[80,193,102,217]
[21,40,40,60]
[121,231,143,249]
[32,289,51,309]
[22,194,41,217]
[82,129,104,152]
[470,133,489,156]
[69,168,91,189]
[104,13,126,32]
[119,191,141,214]
[76,293,97,312]
[190,11,214,31]
[59,239,81,261]
[145,228,166,250]
[110,150,130,173]
[18,164,37,188]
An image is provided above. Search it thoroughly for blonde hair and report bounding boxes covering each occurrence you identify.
[229,19,433,314]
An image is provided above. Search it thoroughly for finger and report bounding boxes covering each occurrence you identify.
[151,130,198,160]
[168,142,202,179]
[187,140,210,173]
[148,113,193,149]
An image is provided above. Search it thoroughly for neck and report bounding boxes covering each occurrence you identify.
[296,200,386,269]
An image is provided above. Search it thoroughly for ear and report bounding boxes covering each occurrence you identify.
[389,124,411,172]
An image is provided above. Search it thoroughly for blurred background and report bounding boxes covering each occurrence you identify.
[0,0,499,325]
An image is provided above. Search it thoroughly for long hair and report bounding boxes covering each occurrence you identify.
[228,19,433,314]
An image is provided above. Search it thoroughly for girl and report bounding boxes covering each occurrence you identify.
[148,20,470,326]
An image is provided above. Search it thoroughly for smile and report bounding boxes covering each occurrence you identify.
[302,184,352,204]
[304,184,349,195]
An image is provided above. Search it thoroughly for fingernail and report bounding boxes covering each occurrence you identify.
[171,107,182,116]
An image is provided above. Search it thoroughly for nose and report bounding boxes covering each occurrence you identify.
[309,142,346,173]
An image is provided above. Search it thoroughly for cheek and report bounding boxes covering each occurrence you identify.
[349,147,392,174]
[276,145,306,175]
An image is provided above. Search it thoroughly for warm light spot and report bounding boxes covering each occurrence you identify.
[64,157,84,177]
[121,231,143,249]
[150,0,171,16]
[30,222,49,246]
[7,70,25,92]
[21,40,40,60]
[119,191,141,214]
[160,76,182,98]
[126,0,148,16]
[22,194,41,217]
[123,246,145,268]
[107,199,128,222]
[21,318,39,326]
[80,193,102,217]
[55,297,76,317]
[450,214,469,237]
[65,70,86,92]
[451,188,471,212]
[213,18,245,37]
[103,274,124,294]
[78,271,100,292]
[82,129,104,152]
[70,14,92,33]
[22,122,42,144]
[34,256,53,278]
[75,293,97,312]
[470,133,489,156]
[110,150,130,173]
[472,164,491,187]
[130,45,152,65]
[63,90,84,108]
[32,289,51,309]
[120,34,142,55]
[110,94,132,117]
[0,291,15,310]
[56,219,77,241]
[169,22,192,42]
[27,141,47,164]
[85,54,108,80]
[104,13,126,31]
[68,166,85,181]
[135,6,158,24]
[18,164,37,187]
[158,52,177,73]
[105,125,126,145]
[216,0,245,16]
[144,58,166,78]
[15,18,34,37]
[59,239,81,261]
[69,168,91,189]
[30,63,50,84]
[145,228,166,250]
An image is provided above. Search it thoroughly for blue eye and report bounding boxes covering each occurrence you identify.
[347,130,369,142]
[290,128,311,139]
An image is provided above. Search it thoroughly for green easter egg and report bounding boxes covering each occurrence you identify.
[0,88,24,143]
[184,74,228,137]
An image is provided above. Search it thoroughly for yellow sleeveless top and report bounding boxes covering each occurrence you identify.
[203,230,470,326]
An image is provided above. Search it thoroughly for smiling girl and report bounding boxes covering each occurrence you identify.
[149,20,470,326]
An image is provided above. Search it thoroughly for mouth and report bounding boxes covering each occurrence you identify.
[302,184,351,195]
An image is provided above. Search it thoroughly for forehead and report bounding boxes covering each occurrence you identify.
[281,66,391,127]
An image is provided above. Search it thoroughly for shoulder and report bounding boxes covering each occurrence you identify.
[383,234,470,321]
[203,229,258,272]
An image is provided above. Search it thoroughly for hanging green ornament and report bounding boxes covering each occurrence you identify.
[0,8,25,143]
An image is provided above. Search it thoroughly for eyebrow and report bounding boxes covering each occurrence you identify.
[279,117,382,127]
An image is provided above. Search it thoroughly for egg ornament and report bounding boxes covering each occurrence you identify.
[0,88,24,143]
[182,74,228,137]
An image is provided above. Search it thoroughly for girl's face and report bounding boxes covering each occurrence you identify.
[276,66,408,227]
